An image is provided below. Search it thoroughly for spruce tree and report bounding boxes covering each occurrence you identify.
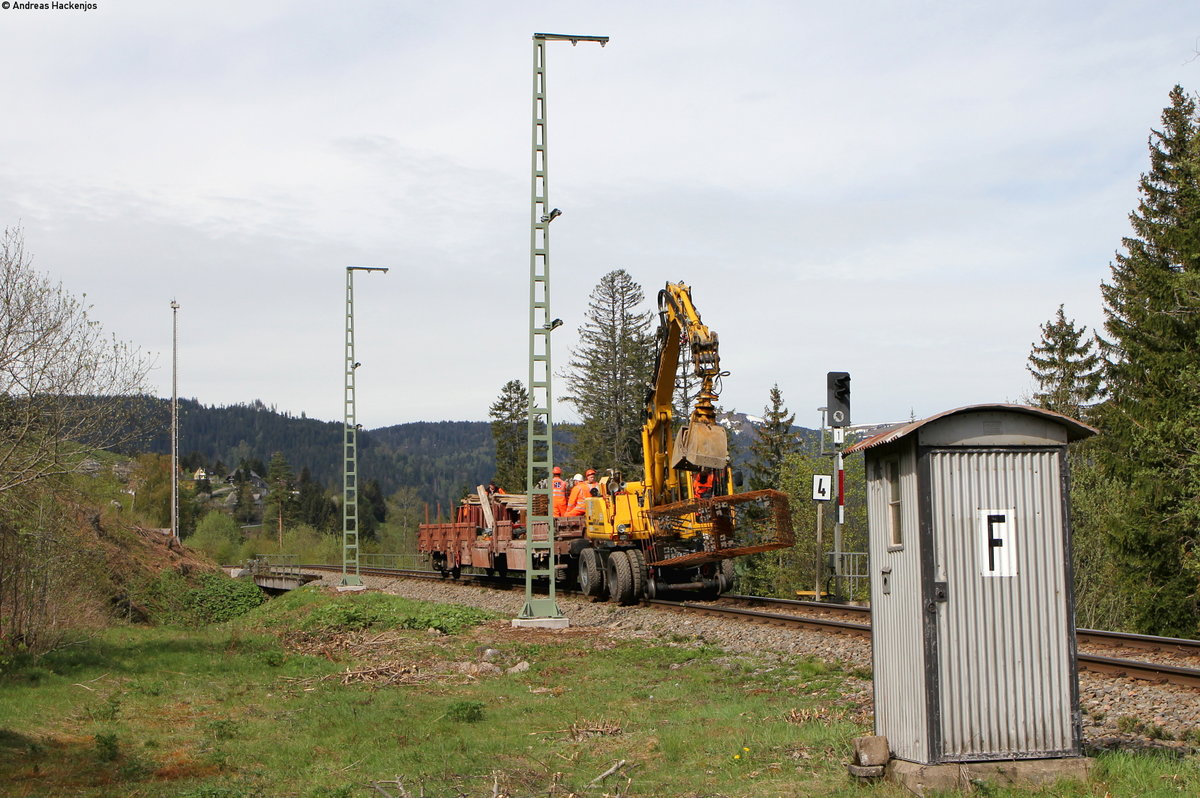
[565,269,655,476]
[488,379,529,493]
[1095,85,1200,636]
[1027,305,1102,418]
[1026,307,1116,627]
[296,467,336,532]
[747,384,798,491]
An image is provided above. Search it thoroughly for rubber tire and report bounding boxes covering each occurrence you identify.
[720,558,736,592]
[607,550,635,605]
[627,549,647,601]
[578,548,604,600]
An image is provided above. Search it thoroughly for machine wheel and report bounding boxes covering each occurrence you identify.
[627,549,648,601]
[578,548,604,600]
[719,558,736,593]
[607,550,635,605]
[450,566,461,580]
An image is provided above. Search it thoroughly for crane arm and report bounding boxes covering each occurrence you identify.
[642,282,729,506]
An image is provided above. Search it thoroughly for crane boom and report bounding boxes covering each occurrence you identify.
[642,283,730,507]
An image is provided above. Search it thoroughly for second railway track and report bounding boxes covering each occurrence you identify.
[293,564,1200,689]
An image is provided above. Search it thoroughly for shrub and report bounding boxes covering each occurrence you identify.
[186,573,265,624]
[94,732,119,762]
[187,512,243,564]
[445,700,485,723]
[130,571,264,626]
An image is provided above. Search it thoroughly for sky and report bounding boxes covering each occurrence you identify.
[2,1,1198,431]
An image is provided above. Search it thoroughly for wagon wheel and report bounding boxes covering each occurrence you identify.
[578,548,604,600]
[606,550,635,605]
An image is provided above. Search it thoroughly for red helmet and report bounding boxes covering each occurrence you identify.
[552,466,562,475]
[585,469,596,477]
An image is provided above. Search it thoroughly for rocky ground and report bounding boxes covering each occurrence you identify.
[313,572,1200,757]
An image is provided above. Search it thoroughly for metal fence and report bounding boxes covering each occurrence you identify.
[245,554,302,578]
[827,551,869,602]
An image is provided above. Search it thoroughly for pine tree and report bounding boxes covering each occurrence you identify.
[1027,305,1102,418]
[747,384,798,491]
[296,467,336,532]
[565,269,655,476]
[264,451,295,547]
[1094,85,1200,637]
[489,379,529,493]
[357,479,387,541]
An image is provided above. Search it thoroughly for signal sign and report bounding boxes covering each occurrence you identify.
[813,474,832,501]
[827,371,850,428]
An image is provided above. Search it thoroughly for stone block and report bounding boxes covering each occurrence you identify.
[886,760,962,796]
[847,763,885,779]
[960,758,1095,790]
[885,757,1095,797]
[511,617,570,629]
[854,735,890,766]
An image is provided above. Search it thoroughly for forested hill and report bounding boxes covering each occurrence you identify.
[142,399,496,507]
[137,399,818,506]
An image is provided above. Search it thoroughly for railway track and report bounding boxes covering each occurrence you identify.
[291,563,1200,689]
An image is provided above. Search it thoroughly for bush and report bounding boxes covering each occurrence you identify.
[279,524,341,564]
[187,574,265,624]
[444,700,485,723]
[187,512,243,564]
[130,571,264,626]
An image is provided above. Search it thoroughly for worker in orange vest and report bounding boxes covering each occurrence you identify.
[551,467,568,517]
[693,468,716,500]
[565,469,602,516]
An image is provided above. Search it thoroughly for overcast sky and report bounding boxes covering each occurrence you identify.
[2,2,1197,430]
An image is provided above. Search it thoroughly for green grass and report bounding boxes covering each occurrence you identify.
[0,586,1196,797]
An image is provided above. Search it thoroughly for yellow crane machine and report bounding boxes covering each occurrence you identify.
[573,282,794,603]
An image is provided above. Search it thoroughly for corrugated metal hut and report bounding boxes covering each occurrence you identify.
[844,404,1096,764]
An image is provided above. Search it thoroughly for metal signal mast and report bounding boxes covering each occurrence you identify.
[342,266,388,588]
[518,32,608,624]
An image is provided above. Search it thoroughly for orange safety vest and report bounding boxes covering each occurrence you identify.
[693,471,715,499]
[551,477,568,516]
[566,479,603,516]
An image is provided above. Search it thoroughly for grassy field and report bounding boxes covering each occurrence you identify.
[1,586,1197,797]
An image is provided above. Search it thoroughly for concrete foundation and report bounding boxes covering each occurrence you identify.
[886,757,1094,796]
[511,617,571,629]
[335,584,367,593]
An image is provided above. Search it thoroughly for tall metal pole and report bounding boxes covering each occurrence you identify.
[342,266,388,588]
[517,32,608,624]
[170,299,180,545]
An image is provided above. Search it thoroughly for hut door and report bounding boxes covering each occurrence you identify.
[928,449,1078,761]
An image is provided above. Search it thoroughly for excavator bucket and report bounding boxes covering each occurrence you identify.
[669,420,728,472]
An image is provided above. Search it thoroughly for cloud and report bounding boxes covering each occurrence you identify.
[0,0,1194,429]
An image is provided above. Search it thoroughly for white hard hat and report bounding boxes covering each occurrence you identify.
[573,473,583,481]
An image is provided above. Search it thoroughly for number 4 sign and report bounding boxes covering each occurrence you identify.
[812,475,832,502]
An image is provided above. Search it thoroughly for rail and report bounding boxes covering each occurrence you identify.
[282,563,1200,688]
